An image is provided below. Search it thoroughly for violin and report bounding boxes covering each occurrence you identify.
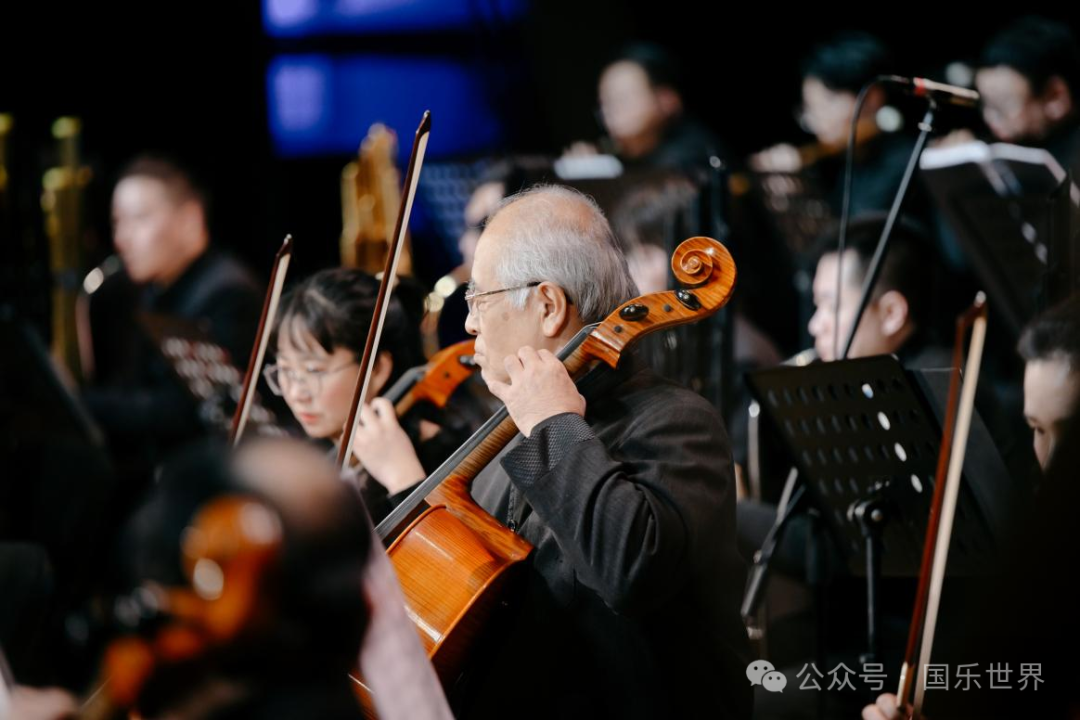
[81,495,283,720]
[733,117,883,196]
[380,339,478,418]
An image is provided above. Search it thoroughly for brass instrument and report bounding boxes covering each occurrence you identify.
[344,123,470,354]
[340,123,413,276]
[41,117,92,383]
[0,114,12,199]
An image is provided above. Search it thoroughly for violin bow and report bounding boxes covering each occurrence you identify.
[338,111,432,471]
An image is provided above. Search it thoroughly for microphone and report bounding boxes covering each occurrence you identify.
[884,75,980,108]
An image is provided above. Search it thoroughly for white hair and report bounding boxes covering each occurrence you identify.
[486,184,638,323]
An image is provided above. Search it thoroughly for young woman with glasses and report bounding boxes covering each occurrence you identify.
[266,268,473,522]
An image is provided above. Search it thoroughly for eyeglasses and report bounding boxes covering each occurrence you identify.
[464,281,541,315]
[262,361,356,396]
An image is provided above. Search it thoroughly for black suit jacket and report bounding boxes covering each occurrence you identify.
[467,358,752,719]
[85,249,261,441]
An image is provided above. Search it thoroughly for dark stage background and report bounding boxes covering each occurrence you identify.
[2,1,1075,288]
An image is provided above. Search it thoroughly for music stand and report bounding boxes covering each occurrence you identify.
[746,355,1014,660]
[920,141,1079,336]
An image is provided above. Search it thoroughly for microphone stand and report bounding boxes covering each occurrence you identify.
[840,99,938,359]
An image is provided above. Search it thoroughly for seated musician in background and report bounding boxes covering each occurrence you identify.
[751,32,922,220]
[740,214,1030,715]
[970,16,1080,177]
[83,155,261,475]
[461,184,751,719]
[935,15,1080,423]
[806,214,946,366]
[736,215,948,718]
[806,213,1030,474]
[743,212,1027,499]
[745,32,932,355]
[567,42,726,173]
[268,267,480,523]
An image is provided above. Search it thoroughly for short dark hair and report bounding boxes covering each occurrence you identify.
[981,16,1080,99]
[1017,293,1080,366]
[272,268,425,388]
[812,213,933,327]
[801,32,893,94]
[117,154,209,211]
[610,42,683,92]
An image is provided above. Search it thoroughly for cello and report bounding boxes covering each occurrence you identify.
[354,236,738,691]
[327,109,737,696]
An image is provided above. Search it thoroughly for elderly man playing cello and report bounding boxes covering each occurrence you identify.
[458,185,751,720]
